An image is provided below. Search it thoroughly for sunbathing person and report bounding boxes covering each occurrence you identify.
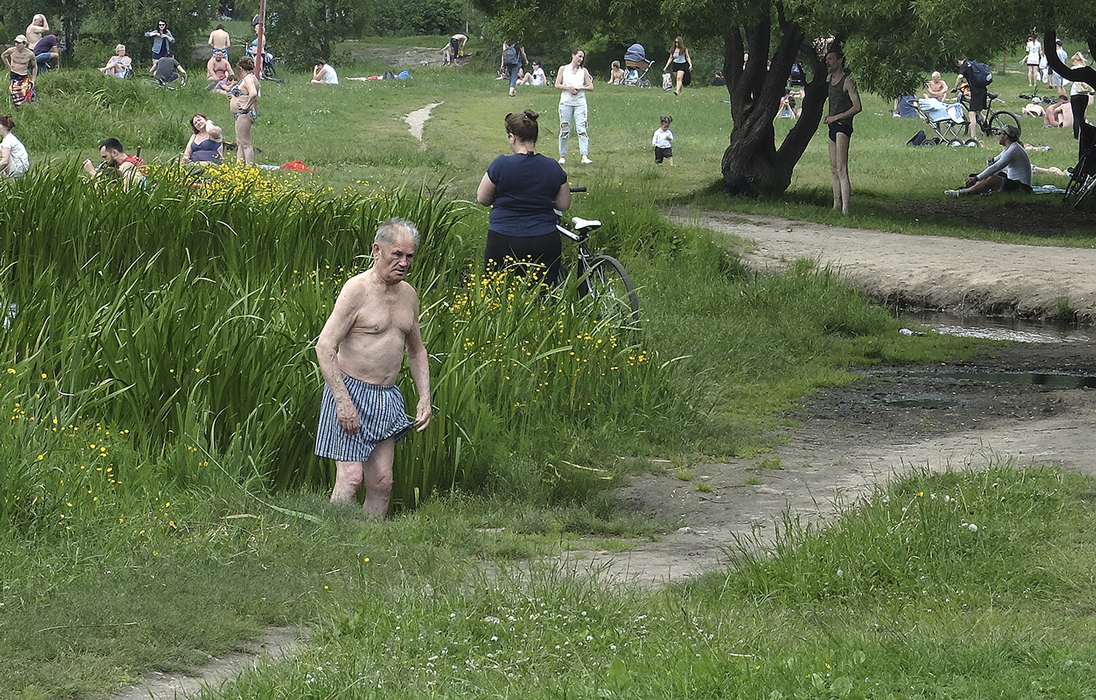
[181,113,223,165]
[99,44,132,78]
[923,71,949,100]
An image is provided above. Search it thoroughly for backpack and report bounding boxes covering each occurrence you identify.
[968,60,993,88]
[502,44,520,66]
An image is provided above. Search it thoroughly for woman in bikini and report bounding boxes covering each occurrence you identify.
[229,56,259,165]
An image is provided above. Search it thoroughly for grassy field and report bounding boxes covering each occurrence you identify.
[2,39,1095,699]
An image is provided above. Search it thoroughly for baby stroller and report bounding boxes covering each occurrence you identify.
[245,42,282,83]
[911,97,972,146]
[1064,122,1096,208]
[622,43,653,88]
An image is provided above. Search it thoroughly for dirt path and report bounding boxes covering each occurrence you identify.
[559,210,1096,586]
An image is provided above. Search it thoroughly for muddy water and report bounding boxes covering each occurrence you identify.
[906,310,1096,344]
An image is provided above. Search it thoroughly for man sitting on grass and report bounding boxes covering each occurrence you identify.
[945,124,1031,198]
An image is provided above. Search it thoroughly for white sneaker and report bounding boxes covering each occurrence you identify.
[944,189,960,198]
[580,155,593,164]
[558,157,566,164]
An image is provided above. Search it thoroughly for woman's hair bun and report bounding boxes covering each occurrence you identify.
[523,109,539,121]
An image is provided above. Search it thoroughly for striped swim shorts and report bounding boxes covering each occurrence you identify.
[314,376,414,462]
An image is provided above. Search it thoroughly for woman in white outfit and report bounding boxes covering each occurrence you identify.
[0,113,29,177]
[555,47,593,165]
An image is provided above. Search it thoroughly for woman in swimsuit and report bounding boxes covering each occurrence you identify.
[99,44,132,79]
[182,113,223,165]
[229,56,259,165]
[821,47,861,215]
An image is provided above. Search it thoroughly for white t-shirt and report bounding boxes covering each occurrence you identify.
[652,127,673,149]
[558,64,588,106]
[1026,40,1041,65]
[319,64,338,84]
[2,132,29,177]
[529,67,546,85]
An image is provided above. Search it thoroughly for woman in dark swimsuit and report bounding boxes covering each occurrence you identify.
[182,113,223,165]
[821,47,861,214]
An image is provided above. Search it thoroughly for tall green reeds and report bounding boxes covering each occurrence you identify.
[0,166,680,530]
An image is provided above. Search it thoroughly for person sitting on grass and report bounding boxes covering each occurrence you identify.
[82,137,147,191]
[1044,95,1072,129]
[181,113,223,165]
[610,61,624,85]
[311,60,339,84]
[945,123,1031,198]
[100,44,132,78]
[923,71,949,100]
[206,49,234,89]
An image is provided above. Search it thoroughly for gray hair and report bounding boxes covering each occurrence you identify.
[374,217,420,247]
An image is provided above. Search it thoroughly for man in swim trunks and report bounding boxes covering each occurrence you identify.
[315,218,432,517]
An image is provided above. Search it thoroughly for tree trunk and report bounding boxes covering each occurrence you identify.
[720,7,828,197]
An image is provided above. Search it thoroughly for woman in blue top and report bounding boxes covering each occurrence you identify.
[182,113,223,165]
[476,110,571,285]
[145,20,174,64]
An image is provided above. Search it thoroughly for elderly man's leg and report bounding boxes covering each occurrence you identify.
[361,437,396,517]
[331,461,364,502]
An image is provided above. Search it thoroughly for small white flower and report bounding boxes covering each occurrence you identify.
[836,568,844,578]
[968,523,978,532]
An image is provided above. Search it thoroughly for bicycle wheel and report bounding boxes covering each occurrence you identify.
[987,110,1020,137]
[584,255,639,324]
[638,77,651,89]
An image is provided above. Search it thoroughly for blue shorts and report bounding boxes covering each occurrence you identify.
[315,376,413,462]
[828,122,853,142]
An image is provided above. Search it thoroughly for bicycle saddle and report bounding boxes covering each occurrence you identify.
[987,92,998,100]
[572,216,601,230]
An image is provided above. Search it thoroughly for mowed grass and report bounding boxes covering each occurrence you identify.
[2,45,1095,700]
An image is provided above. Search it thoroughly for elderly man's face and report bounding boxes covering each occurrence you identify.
[373,233,417,284]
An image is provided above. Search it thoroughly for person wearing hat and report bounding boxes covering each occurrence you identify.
[2,35,37,107]
[206,49,234,90]
[945,123,1032,198]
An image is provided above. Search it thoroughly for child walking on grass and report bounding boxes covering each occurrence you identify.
[653,115,673,165]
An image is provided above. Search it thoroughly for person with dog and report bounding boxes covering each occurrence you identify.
[945,123,1031,198]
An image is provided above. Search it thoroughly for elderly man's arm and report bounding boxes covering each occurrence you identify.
[315,281,365,434]
[405,309,432,431]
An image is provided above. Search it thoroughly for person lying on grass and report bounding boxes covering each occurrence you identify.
[945,123,1031,198]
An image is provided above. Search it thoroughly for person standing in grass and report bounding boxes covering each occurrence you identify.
[315,218,432,518]
[3,36,37,108]
[207,23,230,57]
[500,40,527,97]
[229,56,259,165]
[662,36,692,96]
[0,114,29,177]
[653,115,674,165]
[555,47,593,164]
[145,19,174,67]
[477,109,570,285]
[822,46,861,214]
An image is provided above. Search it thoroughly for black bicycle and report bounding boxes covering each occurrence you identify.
[956,89,1021,144]
[556,188,639,324]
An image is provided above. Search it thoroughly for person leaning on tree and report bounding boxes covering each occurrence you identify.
[314,218,432,518]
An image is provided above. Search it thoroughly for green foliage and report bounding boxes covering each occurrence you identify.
[267,0,366,68]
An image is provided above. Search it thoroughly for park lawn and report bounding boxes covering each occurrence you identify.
[2,49,1095,700]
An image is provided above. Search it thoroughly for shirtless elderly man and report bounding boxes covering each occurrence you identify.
[315,218,432,517]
